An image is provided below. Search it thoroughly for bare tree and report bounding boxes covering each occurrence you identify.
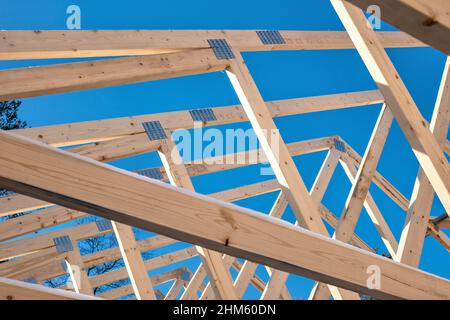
[46,216,153,297]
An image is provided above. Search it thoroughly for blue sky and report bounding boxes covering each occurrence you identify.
[1,0,449,300]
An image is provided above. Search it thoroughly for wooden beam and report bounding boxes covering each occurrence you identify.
[0,30,424,60]
[0,178,277,243]
[0,220,111,262]
[343,141,449,248]
[331,0,450,215]
[334,105,394,243]
[262,150,358,300]
[88,248,196,289]
[0,135,334,218]
[111,222,156,300]
[0,131,449,299]
[2,197,373,295]
[98,268,187,300]
[0,49,228,100]
[339,153,399,257]
[311,106,394,299]
[227,51,355,300]
[158,133,238,300]
[0,206,84,242]
[233,192,288,299]
[428,223,450,251]
[165,279,186,300]
[227,54,329,234]
[345,141,409,210]
[198,192,291,300]
[12,90,383,147]
[432,215,450,229]
[0,235,176,280]
[0,277,101,300]
[198,253,291,300]
[345,0,450,56]
[396,57,450,266]
[65,241,94,295]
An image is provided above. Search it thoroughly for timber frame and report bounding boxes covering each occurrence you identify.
[0,0,449,300]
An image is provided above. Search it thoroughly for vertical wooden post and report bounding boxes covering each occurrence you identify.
[65,239,93,296]
[111,222,156,300]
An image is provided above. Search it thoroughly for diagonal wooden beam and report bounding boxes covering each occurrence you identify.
[261,150,357,300]
[64,238,94,296]
[233,191,289,299]
[339,153,399,257]
[0,220,111,262]
[227,50,357,300]
[157,132,237,299]
[98,268,188,300]
[343,140,443,247]
[334,105,394,243]
[432,214,450,229]
[396,57,450,266]
[199,192,292,300]
[0,136,334,217]
[345,0,450,56]
[87,248,196,289]
[0,130,449,299]
[12,90,383,147]
[165,279,186,300]
[226,53,329,234]
[0,49,228,101]
[310,105,394,299]
[331,0,450,215]
[0,30,425,60]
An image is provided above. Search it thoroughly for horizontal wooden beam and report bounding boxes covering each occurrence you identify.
[12,90,383,147]
[346,0,450,56]
[0,135,335,217]
[0,49,228,101]
[0,220,110,261]
[1,191,374,287]
[0,30,425,60]
[0,277,101,300]
[0,130,448,299]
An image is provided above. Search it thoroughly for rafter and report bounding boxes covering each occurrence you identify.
[12,90,383,147]
[346,0,450,56]
[0,49,228,101]
[0,30,424,60]
[331,0,450,216]
[0,130,449,299]
[227,49,357,300]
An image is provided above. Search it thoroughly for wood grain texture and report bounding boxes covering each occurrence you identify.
[0,130,449,299]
